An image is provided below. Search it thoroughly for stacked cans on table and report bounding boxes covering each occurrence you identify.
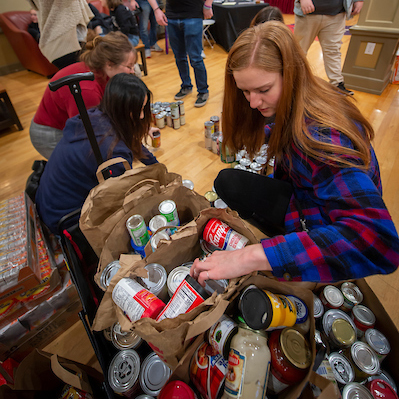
[233,144,275,174]
[151,100,185,130]
[311,282,396,399]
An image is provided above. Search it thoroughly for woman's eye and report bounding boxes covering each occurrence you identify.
[260,89,269,93]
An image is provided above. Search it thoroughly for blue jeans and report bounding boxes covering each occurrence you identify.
[137,0,157,49]
[167,18,208,94]
[128,34,140,47]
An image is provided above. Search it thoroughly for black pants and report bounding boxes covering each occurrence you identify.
[52,50,81,70]
[214,169,293,236]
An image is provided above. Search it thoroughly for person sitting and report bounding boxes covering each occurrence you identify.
[28,9,40,42]
[30,31,136,160]
[190,21,399,284]
[35,73,159,234]
[87,3,114,36]
[249,5,284,27]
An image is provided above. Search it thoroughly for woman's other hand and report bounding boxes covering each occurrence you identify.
[148,127,160,139]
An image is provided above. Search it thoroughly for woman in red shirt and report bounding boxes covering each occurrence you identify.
[30,31,137,159]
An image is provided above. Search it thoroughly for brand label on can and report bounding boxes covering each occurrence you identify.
[203,219,248,251]
[126,215,150,247]
[208,315,237,358]
[224,348,245,397]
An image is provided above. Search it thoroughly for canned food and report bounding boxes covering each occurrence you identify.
[155,113,165,129]
[139,352,171,396]
[177,100,185,115]
[103,326,112,342]
[255,155,267,165]
[180,114,186,126]
[329,318,356,349]
[170,102,179,119]
[126,214,150,247]
[190,341,228,399]
[208,314,238,359]
[203,218,248,251]
[204,278,229,296]
[313,293,324,319]
[342,382,374,399]
[150,231,170,252]
[100,260,121,290]
[148,214,169,234]
[286,294,310,334]
[367,379,399,399]
[211,133,219,154]
[159,200,180,227]
[363,329,390,362]
[167,265,190,297]
[157,275,209,321]
[210,115,220,132]
[111,321,142,350]
[322,309,357,339]
[152,130,161,147]
[219,137,235,163]
[315,329,331,356]
[204,190,218,206]
[112,278,165,322]
[320,285,344,309]
[214,199,228,209]
[367,370,397,393]
[182,179,194,190]
[200,239,221,256]
[158,381,196,399]
[239,285,297,330]
[172,117,180,129]
[139,263,168,303]
[136,395,155,399]
[340,282,363,311]
[352,305,376,338]
[328,352,355,385]
[166,112,172,127]
[204,121,214,138]
[348,341,380,380]
[108,349,141,397]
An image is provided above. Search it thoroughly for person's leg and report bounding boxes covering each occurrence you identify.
[167,19,193,93]
[52,51,80,69]
[317,13,346,86]
[29,119,63,159]
[294,14,322,55]
[128,34,140,47]
[137,0,151,49]
[148,8,159,48]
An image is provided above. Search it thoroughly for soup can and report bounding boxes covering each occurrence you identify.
[342,382,374,399]
[170,102,179,119]
[172,117,180,129]
[346,341,380,381]
[210,116,220,132]
[190,341,228,399]
[362,328,391,363]
[139,352,171,396]
[126,214,150,247]
[108,349,141,397]
[177,100,185,115]
[155,113,165,129]
[100,260,121,290]
[208,314,238,359]
[340,282,363,312]
[352,305,376,339]
[328,352,355,385]
[111,321,142,350]
[167,265,190,297]
[151,130,161,148]
[148,214,169,235]
[150,230,170,252]
[166,112,172,127]
[367,379,399,399]
[320,285,344,309]
[139,263,169,303]
[159,199,180,227]
[180,114,186,126]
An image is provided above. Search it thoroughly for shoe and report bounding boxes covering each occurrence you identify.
[174,88,192,100]
[145,49,151,58]
[337,82,354,95]
[194,92,209,108]
[151,43,163,52]
[201,50,206,59]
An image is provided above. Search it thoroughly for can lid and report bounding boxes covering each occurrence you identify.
[111,322,142,350]
[139,263,167,296]
[322,309,357,337]
[328,352,355,384]
[159,380,196,399]
[108,349,140,393]
[167,266,190,295]
[323,285,344,307]
[364,329,390,355]
[280,328,311,369]
[368,380,398,399]
[331,318,356,346]
[352,305,376,326]
[239,285,273,330]
[368,371,398,393]
[150,231,170,250]
[214,199,228,209]
[351,341,380,375]
[204,190,218,202]
[140,352,171,396]
[149,214,168,233]
[185,275,210,300]
[159,199,176,214]
[313,294,324,318]
[287,295,309,324]
[342,382,374,399]
[100,261,121,290]
[182,179,194,190]
[341,282,363,305]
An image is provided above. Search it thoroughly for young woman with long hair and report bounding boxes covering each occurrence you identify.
[191,21,399,284]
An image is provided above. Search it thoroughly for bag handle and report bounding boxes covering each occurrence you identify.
[96,157,131,183]
[122,179,162,212]
[50,354,93,394]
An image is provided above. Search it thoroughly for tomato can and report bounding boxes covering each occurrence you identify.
[157,275,209,321]
[108,349,141,397]
[151,130,161,147]
[340,282,363,312]
[100,260,121,290]
[111,321,142,350]
[367,379,399,399]
[112,278,165,322]
[352,305,376,339]
[328,352,355,385]
[139,352,171,396]
[167,265,190,297]
[346,341,380,381]
[190,341,228,399]
[159,199,180,227]
[342,382,374,399]
[362,328,391,363]
[320,285,344,309]
[158,380,196,399]
[138,263,169,303]
[150,230,170,252]
[126,214,150,247]
[208,314,238,359]
[203,218,248,251]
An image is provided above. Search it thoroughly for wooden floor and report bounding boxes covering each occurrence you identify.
[1,14,399,365]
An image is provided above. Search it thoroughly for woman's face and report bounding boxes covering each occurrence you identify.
[105,51,136,78]
[233,67,283,118]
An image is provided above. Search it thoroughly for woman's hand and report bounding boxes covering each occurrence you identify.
[148,127,160,139]
[190,243,272,286]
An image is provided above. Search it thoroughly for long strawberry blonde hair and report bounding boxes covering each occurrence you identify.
[222,21,374,170]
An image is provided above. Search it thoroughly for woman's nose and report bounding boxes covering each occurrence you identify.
[249,92,262,109]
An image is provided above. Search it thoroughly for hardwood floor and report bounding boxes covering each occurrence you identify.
[1,14,399,365]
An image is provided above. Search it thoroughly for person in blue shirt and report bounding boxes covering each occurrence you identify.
[35,73,158,234]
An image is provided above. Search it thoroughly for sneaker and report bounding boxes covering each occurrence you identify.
[337,82,354,95]
[201,50,206,59]
[174,88,193,100]
[145,49,151,58]
[194,92,209,108]
[151,43,163,52]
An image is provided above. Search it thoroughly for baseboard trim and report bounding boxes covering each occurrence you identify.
[0,63,25,76]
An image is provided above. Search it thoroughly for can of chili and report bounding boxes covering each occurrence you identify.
[352,305,376,339]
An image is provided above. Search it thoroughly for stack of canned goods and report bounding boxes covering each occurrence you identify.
[151,100,185,130]
[233,144,275,174]
[204,115,220,153]
[311,282,396,398]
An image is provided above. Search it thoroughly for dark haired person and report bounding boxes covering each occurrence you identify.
[35,74,158,234]
[191,21,399,284]
[249,5,284,27]
[28,9,40,42]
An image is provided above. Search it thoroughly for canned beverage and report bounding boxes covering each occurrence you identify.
[342,382,374,399]
[155,113,165,129]
[100,260,121,290]
[204,190,218,206]
[139,263,169,303]
[167,265,191,297]
[322,309,357,339]
[170,102,180,118]
[203,218,248,251]
[313,294,324,319]
[190,341,228,399]
[159,199,180,227]
[367,379,398,399]
[286,295,310,335]
[328,317,356,349]
[204,121,214,138]
[210,115,220,132]
[362,328,390,363]
[340,282,363,312]
[158,381,196,399]
[108,349,141,397]
[112,278,165,322]
[139,352,171,396]
[320,285,344,309]
[208,314,238,359]
[166,112,172,127]
[152,130,161,148]
[157,275,209,321]
[172,116,180,129]
[177,100,185,115]
[352,305,376,338]
[239,285,297,330]
[328,352,355,385]
[347,341,380,381]
[148,214,169,234]
[126,214,150,247]
[111,321,142,350]
[182,179,194,190]
[211,133,219,154]
[150,231,170,252]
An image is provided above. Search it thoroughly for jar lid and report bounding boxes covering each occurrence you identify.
[323,285,344,307]
[280,328,311,369]
[351,341,380,375]
[341,282,363,305]
[140,352,171,396]
[159,381,196,399]
[322,309,357,337]
[204,190,218,202]
[328,352,354,385]
[352,305,376,326]
[364,329,390,355]
[108,349,140,393]
[368,380,398,399]
[331,318,356,346]
[342,382,374,399]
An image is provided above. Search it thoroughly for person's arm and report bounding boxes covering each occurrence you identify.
[147,0,167,25]
[130,0,139,10]
[203,0,214,20]
[352,1,364,15]
[300,0,315,15]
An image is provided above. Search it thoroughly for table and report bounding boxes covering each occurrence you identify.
[210,2,270,52]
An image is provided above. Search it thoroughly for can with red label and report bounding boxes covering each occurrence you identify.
[352,305,376,339]
[367,379,399,399]
[190,341,228,399]
[112,278,166,322]
[203,218,248,251]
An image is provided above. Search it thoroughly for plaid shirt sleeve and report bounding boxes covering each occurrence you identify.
[262,126,399,283]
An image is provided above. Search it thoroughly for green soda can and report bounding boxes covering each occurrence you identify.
[126,214,150,247]
[159,200,180,227]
